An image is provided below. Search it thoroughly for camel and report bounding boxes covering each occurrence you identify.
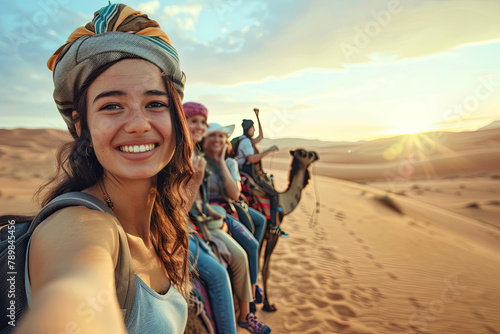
[243,148,319,312]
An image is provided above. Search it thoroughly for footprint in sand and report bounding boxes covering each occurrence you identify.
[304,329,323,334]
[295,245,307,253]
[296,305,314,317]
[365,253,374,259]
[409,297,422,308]
[330,281,340,289]
[299,259,316,271]
[484,325,500,334]
[333,305,357,318]
[370,287,383,298]
[335,212,345,221]
[294,236,308,244]
[387,322,408,332]
[350,287,384,309]
[318,275,341,289]
[326,292,345,301]
[356,238,364,244]
[350,290,373,308]
[324,318,350,332]
[349,231,356,236]
[283,256,299,265]
[311,296,330,308]
[387,272,398,280]
[282,310,304,331]
[375,262,384,269]
[362,245,370,251]
[345,267,355,277]
[472,309,486,320]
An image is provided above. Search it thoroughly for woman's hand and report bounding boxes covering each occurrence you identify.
[215,143,228,165]
[191,154,206,183]
[184,154,206,211]
[253,108,259,117]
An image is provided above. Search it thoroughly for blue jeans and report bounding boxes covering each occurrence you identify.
[225,215,259,285]
[189,234,237,334]
[248,207,266,245]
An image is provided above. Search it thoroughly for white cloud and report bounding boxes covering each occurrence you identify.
[163,3,203,32]
[135,0,161,15]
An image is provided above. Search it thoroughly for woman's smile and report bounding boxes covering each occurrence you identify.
[118,143,158,153]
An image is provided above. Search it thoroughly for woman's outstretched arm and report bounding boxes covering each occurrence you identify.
[14,206,125,334]
[251,108,264,145]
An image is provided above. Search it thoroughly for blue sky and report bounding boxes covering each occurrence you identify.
[1,0,499,141]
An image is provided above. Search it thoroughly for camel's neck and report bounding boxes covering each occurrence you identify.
[278,167,307,215]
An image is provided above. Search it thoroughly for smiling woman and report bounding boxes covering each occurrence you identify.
[5,3,193,334]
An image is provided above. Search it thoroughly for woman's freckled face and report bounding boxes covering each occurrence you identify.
[85,58,176,181]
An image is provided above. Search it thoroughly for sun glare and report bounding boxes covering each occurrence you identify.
[386,102,440,136]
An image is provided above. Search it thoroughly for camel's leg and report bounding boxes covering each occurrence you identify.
[262,234,279,312]
[258,226,268,261]
[255,195,271,259]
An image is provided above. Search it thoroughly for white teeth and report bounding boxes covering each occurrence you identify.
[119,144,155,153]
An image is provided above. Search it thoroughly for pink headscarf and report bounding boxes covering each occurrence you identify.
[183,102,207,120]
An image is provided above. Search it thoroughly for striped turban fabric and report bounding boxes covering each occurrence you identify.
[48,3,186,138]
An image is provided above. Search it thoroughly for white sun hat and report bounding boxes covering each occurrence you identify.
[205,123,235,137]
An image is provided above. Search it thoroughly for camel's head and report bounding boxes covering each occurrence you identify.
[288,149,320,188]
[289,148,319,166]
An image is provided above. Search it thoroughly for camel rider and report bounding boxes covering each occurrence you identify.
[235,109,287,237]
[236,109,278,176]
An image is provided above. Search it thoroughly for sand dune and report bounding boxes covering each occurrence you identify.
[1,127,499,333]
[250,173,500,334]
[261,127,500,181]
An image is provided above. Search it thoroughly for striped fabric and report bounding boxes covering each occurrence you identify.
[47,3,186,137]
[48,3,178,70]
[93,4,119,34]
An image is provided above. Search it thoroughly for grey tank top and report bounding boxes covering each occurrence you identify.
[24,239,187,333]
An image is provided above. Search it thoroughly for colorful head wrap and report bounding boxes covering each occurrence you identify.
[182,102,208,120]
[48,3,186,137]
[242,119,254,131]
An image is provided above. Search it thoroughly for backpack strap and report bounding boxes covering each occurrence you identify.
[28,192,136,324]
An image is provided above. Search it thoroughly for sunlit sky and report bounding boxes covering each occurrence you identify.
[1,0,499,142]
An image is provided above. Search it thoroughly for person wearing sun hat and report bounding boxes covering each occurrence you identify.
[203,122,268,244]
[14,3,192,334]
[203,122,270,331]
[203,123,237,200]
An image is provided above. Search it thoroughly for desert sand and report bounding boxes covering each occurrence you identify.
[1,126,499,334]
